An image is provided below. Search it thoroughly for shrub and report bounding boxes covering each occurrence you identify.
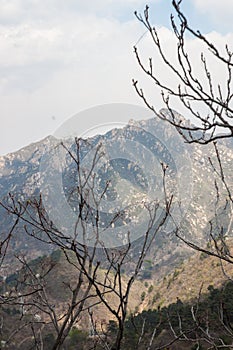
[141,291,146,301]
[148,285,153,293]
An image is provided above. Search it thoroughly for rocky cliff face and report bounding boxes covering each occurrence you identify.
[0,110,233,277]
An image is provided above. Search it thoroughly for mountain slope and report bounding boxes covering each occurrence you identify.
[0,110,233,276]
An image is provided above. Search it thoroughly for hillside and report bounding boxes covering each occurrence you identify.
[122,279,233,350]
[0,249,147,349]
[141,239,233,311]
[2,244,233,349]
[1,109,233,349]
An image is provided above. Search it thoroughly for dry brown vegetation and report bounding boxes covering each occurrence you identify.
[142,240,233,311]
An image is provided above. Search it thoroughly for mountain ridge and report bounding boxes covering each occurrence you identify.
[0,110,233,275]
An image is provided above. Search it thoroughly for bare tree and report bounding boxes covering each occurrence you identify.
[132,1,233,349]
[0,137,172,350]
[133,0,233,263]
[133,0,233,145]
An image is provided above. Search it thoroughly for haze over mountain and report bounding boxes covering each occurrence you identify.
[1,109,233,276]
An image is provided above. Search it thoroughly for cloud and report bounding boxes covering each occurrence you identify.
[0,0,153,93]
[192,0,233,30]
[0,0,154,25]
[0,0,232,156]
[0,13,145,93]
[0,2,148,155]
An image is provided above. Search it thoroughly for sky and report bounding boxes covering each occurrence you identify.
[0,0,233,156]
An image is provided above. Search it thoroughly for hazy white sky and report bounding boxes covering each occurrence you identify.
[0,0,233,156]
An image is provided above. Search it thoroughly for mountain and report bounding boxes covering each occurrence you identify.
[0,109,233,275]
[1,109,233,349]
